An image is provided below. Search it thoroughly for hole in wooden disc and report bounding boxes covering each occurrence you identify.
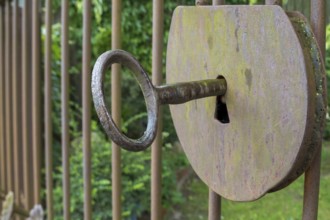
[215,75,230,124]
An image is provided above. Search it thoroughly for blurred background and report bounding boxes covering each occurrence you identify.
[37,0,330,219]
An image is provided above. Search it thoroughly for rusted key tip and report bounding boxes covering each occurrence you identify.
[91,50,159,151]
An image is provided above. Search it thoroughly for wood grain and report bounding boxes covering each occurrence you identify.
[166,6,325,201]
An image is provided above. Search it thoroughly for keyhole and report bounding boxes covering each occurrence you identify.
[215,75,230,124]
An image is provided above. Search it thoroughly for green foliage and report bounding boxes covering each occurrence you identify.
[50,1,193,219]
[249,0,259,4]
[324,24,330,139]
[46,0,330,219]
[167,142,330,219]
[52,122,188,219]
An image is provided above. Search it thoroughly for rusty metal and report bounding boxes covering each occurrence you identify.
[5,0,13,193]
[82,0,92,219]
[212,0,224,5]
[0,0,326,218]
[32,0,41,204]
[265,0,282,5]
[12,0,20,210]
[208,190,221,220]
[310,0,326,65]
[111,0,122,219]
[157,80,226,105]
[302,0,326,219]
[22,0,32,210]
[0,5,5,192]
[92,50,227,152]
[196,0,211,5]
[45,0,54,218]
[151,0,164,219]
[303,148,322,220]
[61,0,70,219]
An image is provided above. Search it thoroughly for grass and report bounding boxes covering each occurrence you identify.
[169,142,330,220]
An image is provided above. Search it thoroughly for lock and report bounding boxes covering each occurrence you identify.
[92,6,326,202]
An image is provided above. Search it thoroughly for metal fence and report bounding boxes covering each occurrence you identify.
[0,0,327,220]
[1,1,43,218]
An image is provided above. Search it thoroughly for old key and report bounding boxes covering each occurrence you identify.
[92,49,227,152]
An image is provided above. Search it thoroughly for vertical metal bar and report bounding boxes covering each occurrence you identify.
[196,0,211,5]
[5,0,13,193]
[61,0,70,219]
[303,0,326,219]
[32,0,41,204]
[265,0,282,5]
[207,1,223,220]
[151,0,164,219]
[0,5,5,192]
[301,0,306,17]
[212,0,224,5]
[310,0,326,77]
[45,0,53,218]
[22,0,32,210]
[111,0,122,219]
[16,2,24,216]
[208,190,221,220]
[82,0,92,219]
[303,150,322,218]
[12,0,20,208]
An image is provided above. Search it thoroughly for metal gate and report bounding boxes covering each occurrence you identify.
[0,0,328,219]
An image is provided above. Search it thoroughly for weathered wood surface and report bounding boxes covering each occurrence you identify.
[271,11,326,191]
[167,6,325,201]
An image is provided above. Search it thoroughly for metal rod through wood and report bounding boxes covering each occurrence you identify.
[303,0,326,219]
[157,79,226,105]
[151,0,164,219]
[112,0,122,219]
[45,0,54,219]
[208,1,224,219]
[61,0,70,219]
[83,0,92,219]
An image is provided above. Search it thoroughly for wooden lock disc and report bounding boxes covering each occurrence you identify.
[166,6,326,201]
